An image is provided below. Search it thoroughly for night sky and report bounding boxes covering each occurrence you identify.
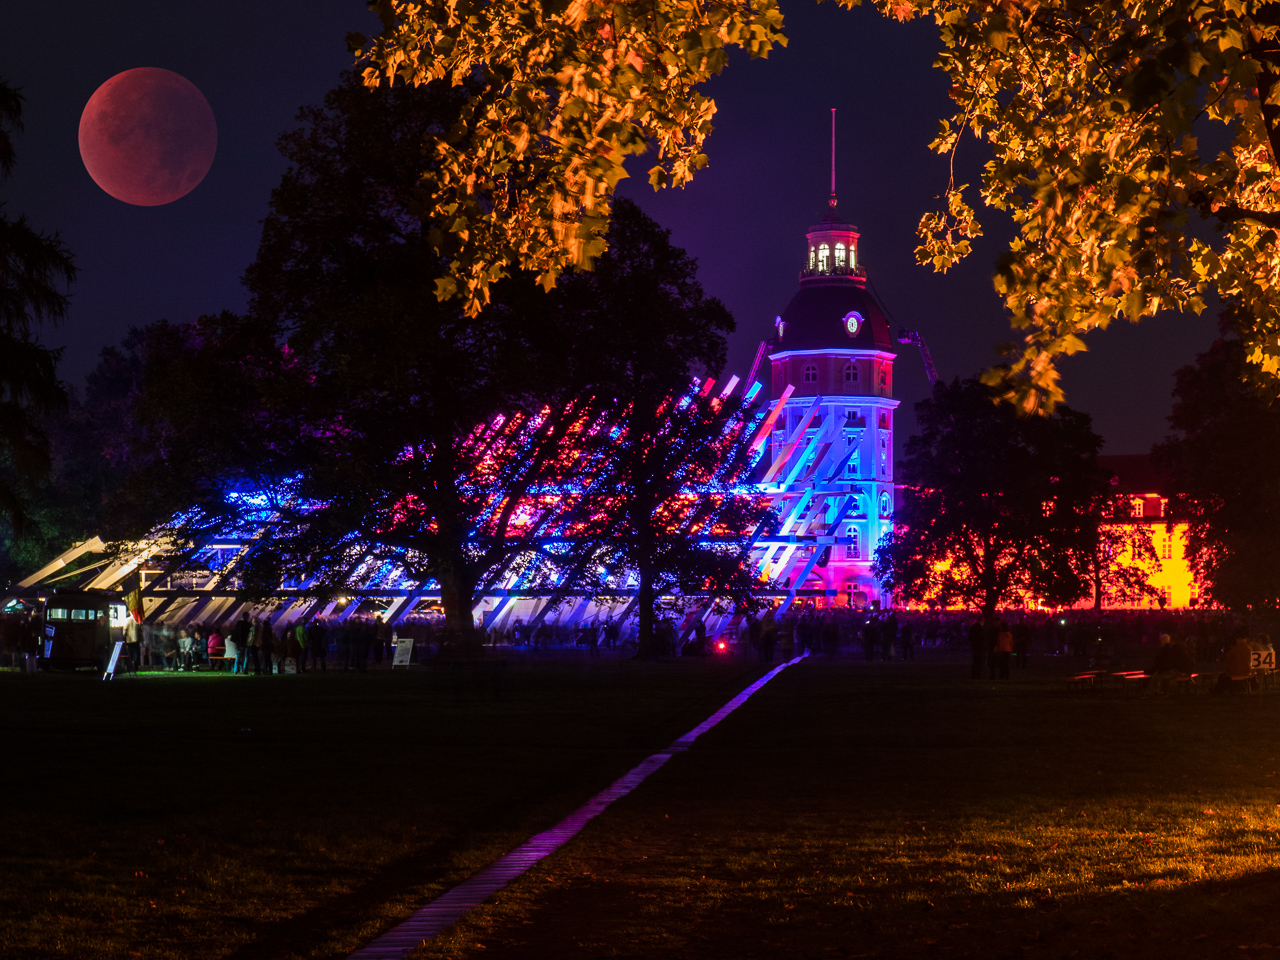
[3,1,1218,455]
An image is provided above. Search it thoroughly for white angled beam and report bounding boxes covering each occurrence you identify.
[16,537,106,588]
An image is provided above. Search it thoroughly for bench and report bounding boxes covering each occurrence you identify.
[1118,672,1150,694]
[1227,674,1257,694]
[1138,672,1199,695]
[206,655,234,672]
[1169,673,1199,694]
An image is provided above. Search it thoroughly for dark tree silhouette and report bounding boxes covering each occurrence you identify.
[560,384,771,658]
[1153,334,1280,612]
[0,79,74,535]
[552,201,759,655]
[874,379,1105,621]
[104,75,758,648]
[235,73,607,643]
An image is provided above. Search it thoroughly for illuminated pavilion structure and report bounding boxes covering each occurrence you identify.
[5,200,910,631]
[7,379,775,635]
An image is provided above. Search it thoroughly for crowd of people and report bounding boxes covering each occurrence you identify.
[483,617,625,655]
[734,607,1019,668]
[112,612,396,673]
[0,612,39,666]
[1,601,1276,679]
[726,604,1280,682]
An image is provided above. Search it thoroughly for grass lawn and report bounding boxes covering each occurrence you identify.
[413,656,1280,960]
[0,657,767,960]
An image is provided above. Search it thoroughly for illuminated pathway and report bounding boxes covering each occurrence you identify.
[346,653,811,960]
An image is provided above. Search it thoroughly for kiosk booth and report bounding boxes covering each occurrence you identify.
[40,591,128,671]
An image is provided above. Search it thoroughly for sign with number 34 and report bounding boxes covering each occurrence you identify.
[1251,650,1276,671]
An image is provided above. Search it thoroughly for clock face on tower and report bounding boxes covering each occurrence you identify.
[843,311,863,336]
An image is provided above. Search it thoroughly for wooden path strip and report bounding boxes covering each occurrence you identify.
[347,652,810,959]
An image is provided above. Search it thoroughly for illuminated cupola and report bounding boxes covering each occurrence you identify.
[770,129,891,358]
[802,205,863,283]
[770,198,895,359]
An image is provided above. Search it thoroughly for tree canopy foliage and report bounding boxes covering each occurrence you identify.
[1154,334,1280,611]
[351,0,785,311]
[0,78,74,535]
[873,378,1105,618]
[353,0,1280,409]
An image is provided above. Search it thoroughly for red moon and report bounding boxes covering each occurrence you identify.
[79,68,217,206]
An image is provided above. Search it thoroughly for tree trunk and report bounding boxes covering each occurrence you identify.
[436,565,480,658]
[982,595,997,627]
[631,453,660,658]
[981,566,998,626]
[636,560,657,659]
[1249,5,1280,165]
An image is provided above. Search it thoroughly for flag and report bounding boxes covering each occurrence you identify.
[124,586,143,624]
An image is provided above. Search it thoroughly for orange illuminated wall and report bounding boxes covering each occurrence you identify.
[892,518,1200,612]
[1089,455,1202,610]
[1096,519,1199,610]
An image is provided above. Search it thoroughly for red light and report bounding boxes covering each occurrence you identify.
[717,641,727,650]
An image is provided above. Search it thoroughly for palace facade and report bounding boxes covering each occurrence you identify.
[751,204,898,610]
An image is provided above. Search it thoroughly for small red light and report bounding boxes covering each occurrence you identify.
[717,641,726,650]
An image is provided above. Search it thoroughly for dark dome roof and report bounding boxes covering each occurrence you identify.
[775,278,896,353]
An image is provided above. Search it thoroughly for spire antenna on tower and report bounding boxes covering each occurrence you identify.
[829,108,837,209]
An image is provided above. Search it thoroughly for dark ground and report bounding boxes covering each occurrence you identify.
[0,658,765,960]
[414,655,1280,960]
[6,652,1280,960]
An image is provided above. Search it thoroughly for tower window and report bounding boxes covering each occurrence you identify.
[843,526,860,561]
[834,243,847,267]
[878,365,888,387]
[844,362,858,384]
[817,244,830,271]
[809,246,816,268]
[802,363,818,384]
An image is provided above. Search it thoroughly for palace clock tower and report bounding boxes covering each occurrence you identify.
[760,203,899,609]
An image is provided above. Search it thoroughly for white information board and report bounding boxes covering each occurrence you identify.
[103,641,124,680]
[392,636,414,668]
[1252,650,1276,671]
